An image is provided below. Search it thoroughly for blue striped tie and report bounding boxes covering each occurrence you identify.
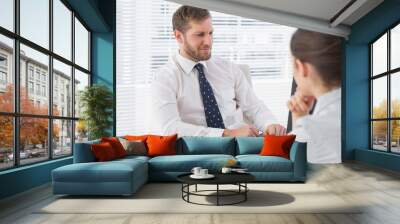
[194,63,225,129]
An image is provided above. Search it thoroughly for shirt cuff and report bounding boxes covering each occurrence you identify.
[291,116,309,142]
[295,116,307,127]
[208,128,225,137]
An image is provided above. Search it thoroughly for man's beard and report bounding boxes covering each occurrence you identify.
[183,39,211,61]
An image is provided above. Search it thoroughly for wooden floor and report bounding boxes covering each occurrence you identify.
[1,162,400,224]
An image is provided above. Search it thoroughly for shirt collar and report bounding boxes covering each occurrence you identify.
[175,50,208,75]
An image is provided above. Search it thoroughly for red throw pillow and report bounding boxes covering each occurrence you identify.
[91,142,117,161]
[146,134,177,157]
[259,134,296,159]
[101,137,127,158]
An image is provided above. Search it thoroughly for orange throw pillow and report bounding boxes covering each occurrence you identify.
[91,142,117,161]
[124,135,149,141]
[101,137,127,158]
[146,134,177,157]
[260,134,296,159]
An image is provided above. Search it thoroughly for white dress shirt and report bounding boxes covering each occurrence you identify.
[151,51,278,137]
[291,88,342,164]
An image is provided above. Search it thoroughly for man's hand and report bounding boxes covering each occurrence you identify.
[287,90,316,123]
[223,125,259,137]
[264,124,286,136]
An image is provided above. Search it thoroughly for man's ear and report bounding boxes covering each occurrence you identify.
[174,30,184,44]
[294,59,308,78]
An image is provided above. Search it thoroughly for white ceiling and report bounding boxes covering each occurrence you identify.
[169,0,384,38]
[226,0,352,23]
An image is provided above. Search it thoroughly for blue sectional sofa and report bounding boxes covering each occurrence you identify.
[52,137,307,196]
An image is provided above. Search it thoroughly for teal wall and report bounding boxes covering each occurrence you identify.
[66,0,110,32]
[91,32,114,135]
[355,149,400,172]
[91,0,115,135]
[0,0,115,200]
[0,158,72,199]
[345,0,400,171]
[92,33,113,87]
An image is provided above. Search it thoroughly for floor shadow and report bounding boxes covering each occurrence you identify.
[202,190,295,207]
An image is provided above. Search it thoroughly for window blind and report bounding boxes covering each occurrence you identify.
[117,0,295,135]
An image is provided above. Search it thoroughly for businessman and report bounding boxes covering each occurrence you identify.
[151,5,286,137]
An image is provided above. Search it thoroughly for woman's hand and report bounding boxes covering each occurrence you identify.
[287,91,316,123]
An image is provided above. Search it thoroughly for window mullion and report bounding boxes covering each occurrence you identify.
[388,30,391,152]
[370,45,373,149]
[14,0,20,167]
[49,0,54,160]
[71,10,76,154]
[0,0,84,171]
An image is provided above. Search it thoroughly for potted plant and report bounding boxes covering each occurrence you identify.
[79,84,113,140]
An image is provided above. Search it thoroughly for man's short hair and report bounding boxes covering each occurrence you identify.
[172,5,211,33]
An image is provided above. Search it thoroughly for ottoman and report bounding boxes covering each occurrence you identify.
[52,157,148,196]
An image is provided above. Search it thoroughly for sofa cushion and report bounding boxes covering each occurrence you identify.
[236,155,293,172]
[52,158,147,183]
[236,137,263,155]
[124,135,149,142]
[260,135,296,159]
[147,134,177,157]
[119,138,148,156]
[115,155,150,164]
[53,163,133,183]
[177,137,235,155]
[74,139,100,163]
[148,154,235,172]
[91,142,118,161]
[101,137,127,158]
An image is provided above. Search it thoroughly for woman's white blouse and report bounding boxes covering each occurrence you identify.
[291,88,342,164]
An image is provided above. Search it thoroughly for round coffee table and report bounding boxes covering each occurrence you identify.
[177,172,255,206]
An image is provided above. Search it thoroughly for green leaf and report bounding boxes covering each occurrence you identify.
[79,84,113,140]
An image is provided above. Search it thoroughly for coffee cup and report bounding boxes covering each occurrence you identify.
[199,169,208,176]
[191,167,202,176]
[221,167,232,173]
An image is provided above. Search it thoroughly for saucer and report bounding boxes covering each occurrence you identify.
[190,174,215,179]
[232,170,249,174]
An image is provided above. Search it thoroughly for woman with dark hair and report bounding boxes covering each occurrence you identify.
[288,29,343,164]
